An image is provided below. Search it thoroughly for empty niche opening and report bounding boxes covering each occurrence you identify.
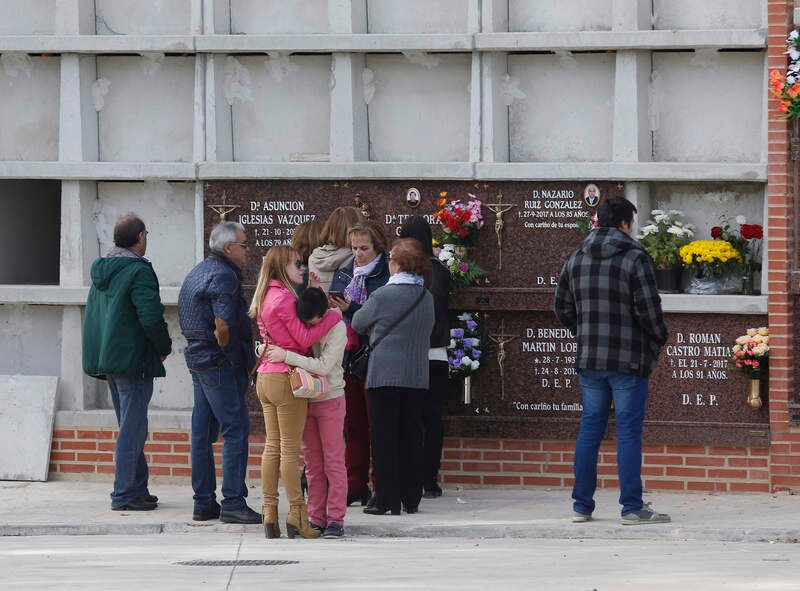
[0,180,61,284]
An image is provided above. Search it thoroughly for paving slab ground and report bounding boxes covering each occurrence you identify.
[1,479,799,543]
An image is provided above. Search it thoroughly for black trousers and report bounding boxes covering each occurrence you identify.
[368,386,426,511]
[423,360,449,489]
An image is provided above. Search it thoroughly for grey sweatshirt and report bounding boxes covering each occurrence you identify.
[351,283,434,390]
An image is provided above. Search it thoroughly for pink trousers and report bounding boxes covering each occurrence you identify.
[302,395,347,527]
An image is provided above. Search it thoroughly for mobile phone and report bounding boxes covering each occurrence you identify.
[328,290,344,299]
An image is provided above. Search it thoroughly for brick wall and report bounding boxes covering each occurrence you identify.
[767,0,800,491]
[49,428,770,493]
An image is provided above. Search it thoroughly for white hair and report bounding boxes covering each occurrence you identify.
[209,221,245,254]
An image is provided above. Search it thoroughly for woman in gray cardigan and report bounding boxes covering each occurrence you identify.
[351,238,434,515]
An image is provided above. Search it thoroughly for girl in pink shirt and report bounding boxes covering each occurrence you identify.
[249,245,339,539]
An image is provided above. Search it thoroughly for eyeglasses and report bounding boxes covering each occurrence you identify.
[232,241,250,249]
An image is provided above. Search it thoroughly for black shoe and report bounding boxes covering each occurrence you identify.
[422,485,442,499]
[112,497,157,511]
[363,504,400,516]
[193,502,221,521]
[347,489,371,507]
[220,506,262,524]
[403,505,419,514]
[145,493,159,504]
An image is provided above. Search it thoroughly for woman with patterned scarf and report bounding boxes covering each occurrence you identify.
[328,221,390,507]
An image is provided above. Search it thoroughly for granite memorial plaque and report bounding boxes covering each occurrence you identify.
[204,180,769,446]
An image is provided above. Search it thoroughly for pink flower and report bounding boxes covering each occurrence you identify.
[752,360,760,368]
[459,262,469,273]
[744,359,752,366]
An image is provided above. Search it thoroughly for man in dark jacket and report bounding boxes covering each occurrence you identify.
[554,197,670,525]
[83,215,172,511]
[178,221,260,524]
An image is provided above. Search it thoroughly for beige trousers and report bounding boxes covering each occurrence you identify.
[257,373,308,507]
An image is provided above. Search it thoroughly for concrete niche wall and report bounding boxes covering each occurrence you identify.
[646,182,765,239]
[90,182,196,287]
[0,0,53,34]
[96,56,194,162]
[0,56,59,161]
[653,0,763,30]
[0,305,62,376]
[229,55,331,161]
[229,0,329,34]
[651,51,763,162]
[508,53,615,162]
[95,0,192,35]
[151,309,192,410]
[0,180,60,285]
[367,0,468,33]
[366,54,470,162]
[509,0,613,32]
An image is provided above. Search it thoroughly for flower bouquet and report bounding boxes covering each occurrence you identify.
[433,192,484,247]
[679,239,743,294]
[448,312,484,404]
[711,215,763,294]
[731,327,769,379]
[637,209,695,269]
[731,326,769,409]
[435,243,486,292]
[768,31,800,118]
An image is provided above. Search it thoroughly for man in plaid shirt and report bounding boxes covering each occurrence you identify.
[554,196,670,525]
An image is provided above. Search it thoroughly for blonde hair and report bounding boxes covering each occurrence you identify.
[321,206,364,247]
[291,219,323,262]
[248,245,300,318]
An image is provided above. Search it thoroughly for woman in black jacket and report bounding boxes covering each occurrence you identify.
[399,215,450,498]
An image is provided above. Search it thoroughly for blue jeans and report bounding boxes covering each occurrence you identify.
[107,375,153,507]
[190,362,250,511]
[572,369,649,516]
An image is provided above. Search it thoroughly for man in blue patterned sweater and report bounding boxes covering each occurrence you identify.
[554,196,671,525]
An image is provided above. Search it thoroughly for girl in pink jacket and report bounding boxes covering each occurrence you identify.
[249,245,339,539]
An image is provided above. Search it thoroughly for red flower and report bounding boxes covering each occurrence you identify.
[711,226,723,239]
[741,224,763,240]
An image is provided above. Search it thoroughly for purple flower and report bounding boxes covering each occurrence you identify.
[451,357,462,369]
[466,320,478,331]
[451,328,465,338]
[454,349,465,359]
[459,262,469,273]
[471,349,482,359]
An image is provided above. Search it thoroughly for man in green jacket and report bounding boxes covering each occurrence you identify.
[83,215,172,511]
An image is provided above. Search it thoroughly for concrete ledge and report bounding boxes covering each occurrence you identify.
[661,294,767,314]
[0,286,180,306]
[196,34,474,52]
[55,410,193,430]
[475,162,767,182]
[0,162,196,181]
[476,29,766,51]
[0,35,195,53]
[198,161,476,179]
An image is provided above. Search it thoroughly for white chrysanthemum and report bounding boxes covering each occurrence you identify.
[449,339,456,349]
[650,209,664,216]
[470,338,480,347]
[639,224,658,236]
[654,214,668,223]
[461,357,473,368]
[668,210,684,217]
[471,360,480,370]
[790,30,799,40]
[457,312,472,321]
[736,215,747,225]
[790,48,800,61]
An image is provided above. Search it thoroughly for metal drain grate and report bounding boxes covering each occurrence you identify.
[176,559,299,567]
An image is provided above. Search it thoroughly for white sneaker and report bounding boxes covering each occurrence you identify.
[572,511,592,523]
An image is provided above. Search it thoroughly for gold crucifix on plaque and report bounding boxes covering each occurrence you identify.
[488,320,519,400]
[208,192,239,221]
[486,191,516,270]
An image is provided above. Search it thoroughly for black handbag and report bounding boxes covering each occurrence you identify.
[347,287,426,381]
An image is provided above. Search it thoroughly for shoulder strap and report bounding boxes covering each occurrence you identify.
[367,286,426,352]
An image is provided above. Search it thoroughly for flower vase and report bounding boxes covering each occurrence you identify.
[654,267,682,294]
[463,375,471,405]
[747,378,762,410]
[741,273,755,296]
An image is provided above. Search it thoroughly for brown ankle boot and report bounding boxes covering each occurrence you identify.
[286,504,320,539]
[263,505,280,539]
